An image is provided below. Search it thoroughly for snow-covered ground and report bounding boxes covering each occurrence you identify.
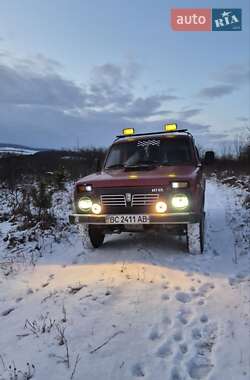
[0,180,249,380]
[0,147,39,156]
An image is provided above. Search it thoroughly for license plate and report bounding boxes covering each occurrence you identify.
[105,215,150,224]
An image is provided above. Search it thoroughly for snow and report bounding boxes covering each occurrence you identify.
[0,147,38,156]
[0,179,249,380]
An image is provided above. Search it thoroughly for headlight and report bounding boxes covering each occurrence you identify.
[78,197,92,211]
[155,201,167,213]
[171,194,189,209]
[92,203,102,215]
[171,181,189,189]
[85,185,92,192]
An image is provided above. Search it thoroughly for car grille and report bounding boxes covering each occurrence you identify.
[131,194,159,206]
[101,194,126,206]
[100,193,159,207]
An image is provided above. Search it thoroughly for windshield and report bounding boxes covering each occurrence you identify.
[105,137,193,169]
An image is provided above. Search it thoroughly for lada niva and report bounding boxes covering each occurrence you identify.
[69,124,214,254]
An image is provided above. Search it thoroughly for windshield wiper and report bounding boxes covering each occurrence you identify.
[161,161,191,166]
[126,160,159,167]
[125,160,159,170]
[105,164,124,170]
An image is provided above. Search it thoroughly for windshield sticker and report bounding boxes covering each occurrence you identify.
[137,139,160,148]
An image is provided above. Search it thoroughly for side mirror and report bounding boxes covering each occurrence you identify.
[95,158,102,172]
[204,151,215,165]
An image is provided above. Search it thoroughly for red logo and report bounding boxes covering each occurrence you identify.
[171,9,211,31]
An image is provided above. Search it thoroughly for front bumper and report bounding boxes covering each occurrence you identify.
[69,212,201,225]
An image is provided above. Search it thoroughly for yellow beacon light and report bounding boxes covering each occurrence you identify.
[164,123,177,132]
[123,128,135,136]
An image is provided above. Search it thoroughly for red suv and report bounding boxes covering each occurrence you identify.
[69,124,214,254]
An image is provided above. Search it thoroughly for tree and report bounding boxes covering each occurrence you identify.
[31,181,52,219]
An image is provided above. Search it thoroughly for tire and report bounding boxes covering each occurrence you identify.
[187,212,205,254]
[79,224,105,249]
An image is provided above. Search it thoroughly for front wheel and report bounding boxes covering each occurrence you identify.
[79,224,105,249]
[186,212,205,254]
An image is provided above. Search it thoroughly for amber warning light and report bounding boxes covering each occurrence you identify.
[164,123,177,132]
[122,128,135,136]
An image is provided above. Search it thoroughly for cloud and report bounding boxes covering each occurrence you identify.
[213,63,250,85]
[87,63,133,108]
[0,52,221,150]
[174,120,210,134]
[0,101,212,149]
[236,116,249,122]
[86,62,178,114]
[198,63,249,100]
[198,84,236,99]
[0,52,178,121]
[0,63,86,108]
[118,95,171,118]
[178,108,202,120]
[0,49,63,73]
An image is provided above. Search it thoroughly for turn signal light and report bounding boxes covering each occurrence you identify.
[171,182,189,189]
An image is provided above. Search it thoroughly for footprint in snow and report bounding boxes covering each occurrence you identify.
[179,343,188,354]
[212,249,219,256]
[156,341,172,358]
[131,363,145,377]
[173,330,183,342]
[197,283,215,297]
[197,299,205,306]
[177,309,191,325]
[192,328,202,340]
[162,293,170,301]
[149,326,161,341]
[187,356,213,379]
[162,283,169,289]
[171,367,182,380]
[200,314,208,324]
[175,292,192,303]
[26,288,34,295]
[1,307,15,316]
[162,316,172,325]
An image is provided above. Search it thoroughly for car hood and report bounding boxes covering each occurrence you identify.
[77,165,199,188]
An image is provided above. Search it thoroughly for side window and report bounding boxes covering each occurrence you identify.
[105,146,121,167]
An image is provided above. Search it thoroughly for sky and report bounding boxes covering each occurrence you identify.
[0,0,249,152]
